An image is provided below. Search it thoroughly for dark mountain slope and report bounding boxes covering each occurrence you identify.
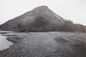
[0,6,65,32]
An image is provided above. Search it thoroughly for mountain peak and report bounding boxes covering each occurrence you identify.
[34,5,48,10]
[31,5,49,13]
[0,6,65,32]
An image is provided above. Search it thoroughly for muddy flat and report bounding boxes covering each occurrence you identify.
[0,32,86,57]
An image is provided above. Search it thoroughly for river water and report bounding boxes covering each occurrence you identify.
[0,34,13,51]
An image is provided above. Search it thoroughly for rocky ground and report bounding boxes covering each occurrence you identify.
[0,32,86,57]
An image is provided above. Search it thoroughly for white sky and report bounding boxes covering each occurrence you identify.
[0,0,86,25]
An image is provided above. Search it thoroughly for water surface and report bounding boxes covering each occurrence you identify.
[0,34,13,51]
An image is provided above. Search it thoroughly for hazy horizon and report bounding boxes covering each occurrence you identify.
[0,0,86,25]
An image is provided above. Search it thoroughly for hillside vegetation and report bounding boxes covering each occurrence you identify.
[0,6,86,33]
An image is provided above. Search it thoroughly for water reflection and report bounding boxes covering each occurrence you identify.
[0,34,13,51]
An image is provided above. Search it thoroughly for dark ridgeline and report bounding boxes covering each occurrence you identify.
[59,20,86,32]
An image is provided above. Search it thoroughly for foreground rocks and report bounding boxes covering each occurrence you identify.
[0,32,86,57]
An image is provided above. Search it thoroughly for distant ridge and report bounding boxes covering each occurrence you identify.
[0,6,65,32]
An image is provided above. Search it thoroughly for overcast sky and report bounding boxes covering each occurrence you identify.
[0,0,86,25]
